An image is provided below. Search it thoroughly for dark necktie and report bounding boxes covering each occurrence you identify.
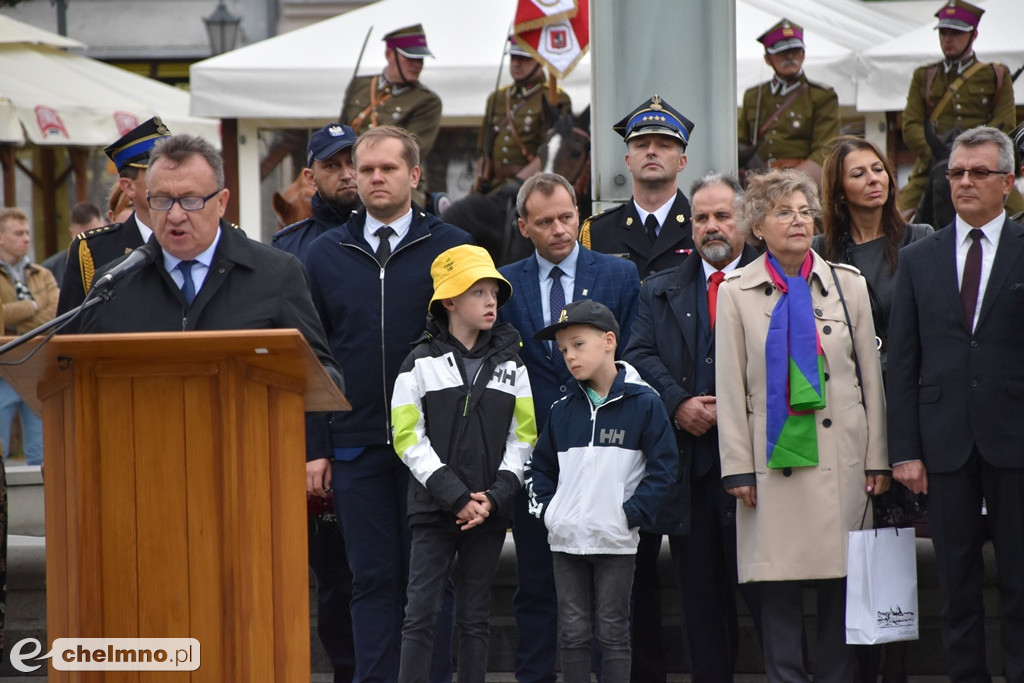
[960,228,983,328]
[549,266,566,361]
[549,266,566,324]
[644,213,659,245]
[708,271,726,330]
[375,226,394,265]
[177,260,197,305]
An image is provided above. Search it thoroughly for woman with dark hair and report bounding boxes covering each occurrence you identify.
[815,136,931,683]
[814,136,932,372]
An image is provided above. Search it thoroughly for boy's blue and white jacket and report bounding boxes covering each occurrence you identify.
[525,361,677,554]
[391,317,537,527]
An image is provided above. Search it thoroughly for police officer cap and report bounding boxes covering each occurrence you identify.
[384,24,434,59]
[307,123,358,167]
[612,95,694,149]
[934,0,983,32]
[757,19,805,55]
[506,34,532,58]
[104,117,171,173]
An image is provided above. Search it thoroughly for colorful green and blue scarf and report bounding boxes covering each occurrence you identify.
[764,252,825,469]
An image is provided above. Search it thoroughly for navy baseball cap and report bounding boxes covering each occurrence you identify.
[307,124,358,167]
[535,299,621,341]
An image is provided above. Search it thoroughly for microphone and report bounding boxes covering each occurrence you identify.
[92,241,159,290]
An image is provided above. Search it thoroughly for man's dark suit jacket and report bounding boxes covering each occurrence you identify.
[58,212,146,317]
[580,189,694,279]
[498,245,641,425]
[887,216,1024,471]
[624,245,759,535]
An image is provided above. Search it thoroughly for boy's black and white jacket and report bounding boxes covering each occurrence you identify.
[525,361,677,554]
[391,316,537,527]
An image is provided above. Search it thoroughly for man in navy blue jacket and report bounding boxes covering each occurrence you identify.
[498,172,640,683]
[304,126,471,683]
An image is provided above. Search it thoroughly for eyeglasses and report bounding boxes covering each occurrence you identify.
[768,209,819,223]
[945,168,1011,181]
[147,188,223,212]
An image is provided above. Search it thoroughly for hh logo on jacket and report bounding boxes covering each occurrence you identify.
[492,367,517,387]
[599,429,626,445]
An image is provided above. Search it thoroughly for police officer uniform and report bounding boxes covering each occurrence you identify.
[476,37,572,193]
[57,117,171,320]
[738,20,840,171]
[899,0,1020,214]
[341,24,441,207]
[272,123,360,262]
[580,95,695,279]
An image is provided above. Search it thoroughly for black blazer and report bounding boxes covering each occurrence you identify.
[887,217,1024,472]
[624,244,759,534]
[581,189,694,278]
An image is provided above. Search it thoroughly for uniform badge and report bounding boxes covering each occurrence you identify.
[626,217,633,226]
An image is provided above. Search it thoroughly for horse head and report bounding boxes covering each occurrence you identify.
[916,124,962,229]
[538,105,592,215]
[272,172,315,228]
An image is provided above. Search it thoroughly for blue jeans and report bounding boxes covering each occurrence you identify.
[332,447,454,683]
[552,552,636,683]
[0,379,42,465]
[399,520,506,683]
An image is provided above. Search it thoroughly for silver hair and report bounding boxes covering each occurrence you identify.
[950,126,1015,175]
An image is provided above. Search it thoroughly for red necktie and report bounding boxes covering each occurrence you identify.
[961,229,983,329]
[708,271,726,330]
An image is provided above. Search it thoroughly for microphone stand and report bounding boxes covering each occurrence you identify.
[0,289,111,360]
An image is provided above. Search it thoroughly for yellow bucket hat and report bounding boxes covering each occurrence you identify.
[429,245,513,315]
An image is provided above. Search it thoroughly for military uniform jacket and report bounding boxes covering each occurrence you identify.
[342,74,443,161]
[56,212,146,323]
[477,80,571,190]
[900,58,1017,211]
[580,189,694,279]
[738,73,840,166]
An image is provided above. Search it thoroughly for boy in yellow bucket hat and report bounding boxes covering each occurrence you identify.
[390,244,536,683]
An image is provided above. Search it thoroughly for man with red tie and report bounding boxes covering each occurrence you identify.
[624,172,761,681]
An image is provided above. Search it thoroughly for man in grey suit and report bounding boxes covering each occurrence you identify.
[498,172,641,683]
[887,126,1024,682]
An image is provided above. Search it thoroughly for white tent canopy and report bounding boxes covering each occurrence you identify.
[858,0,1024,112]
[191,0,919,120]
[0,15,218,146]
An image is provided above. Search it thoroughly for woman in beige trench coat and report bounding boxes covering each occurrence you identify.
[715,169,890,682]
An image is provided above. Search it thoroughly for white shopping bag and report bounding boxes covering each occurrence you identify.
[845,526,919,644]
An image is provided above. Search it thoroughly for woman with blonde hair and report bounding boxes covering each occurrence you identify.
[716,168,890,682]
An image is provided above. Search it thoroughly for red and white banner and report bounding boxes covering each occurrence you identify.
[514,0,577,33]
[513,0,589,79]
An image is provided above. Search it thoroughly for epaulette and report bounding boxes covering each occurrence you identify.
[578,205,624,248]
[805,78,835,92]
[76,221,125,241]
[272,218,309,241]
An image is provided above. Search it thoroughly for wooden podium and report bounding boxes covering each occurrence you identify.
[2,329,349,681]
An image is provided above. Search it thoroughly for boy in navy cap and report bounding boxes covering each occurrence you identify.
[526,299,676,683]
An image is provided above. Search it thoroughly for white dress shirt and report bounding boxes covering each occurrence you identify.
[955,211,1005,332]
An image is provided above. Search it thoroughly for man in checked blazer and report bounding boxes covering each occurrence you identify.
[887,126,1024,682]
[498,172,640,683]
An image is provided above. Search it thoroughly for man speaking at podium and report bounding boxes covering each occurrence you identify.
[75,133,341,391]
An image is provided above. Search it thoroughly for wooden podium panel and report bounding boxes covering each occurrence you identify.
[1,330,347,682]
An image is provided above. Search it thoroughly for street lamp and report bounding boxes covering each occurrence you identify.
[204,1,242,56]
